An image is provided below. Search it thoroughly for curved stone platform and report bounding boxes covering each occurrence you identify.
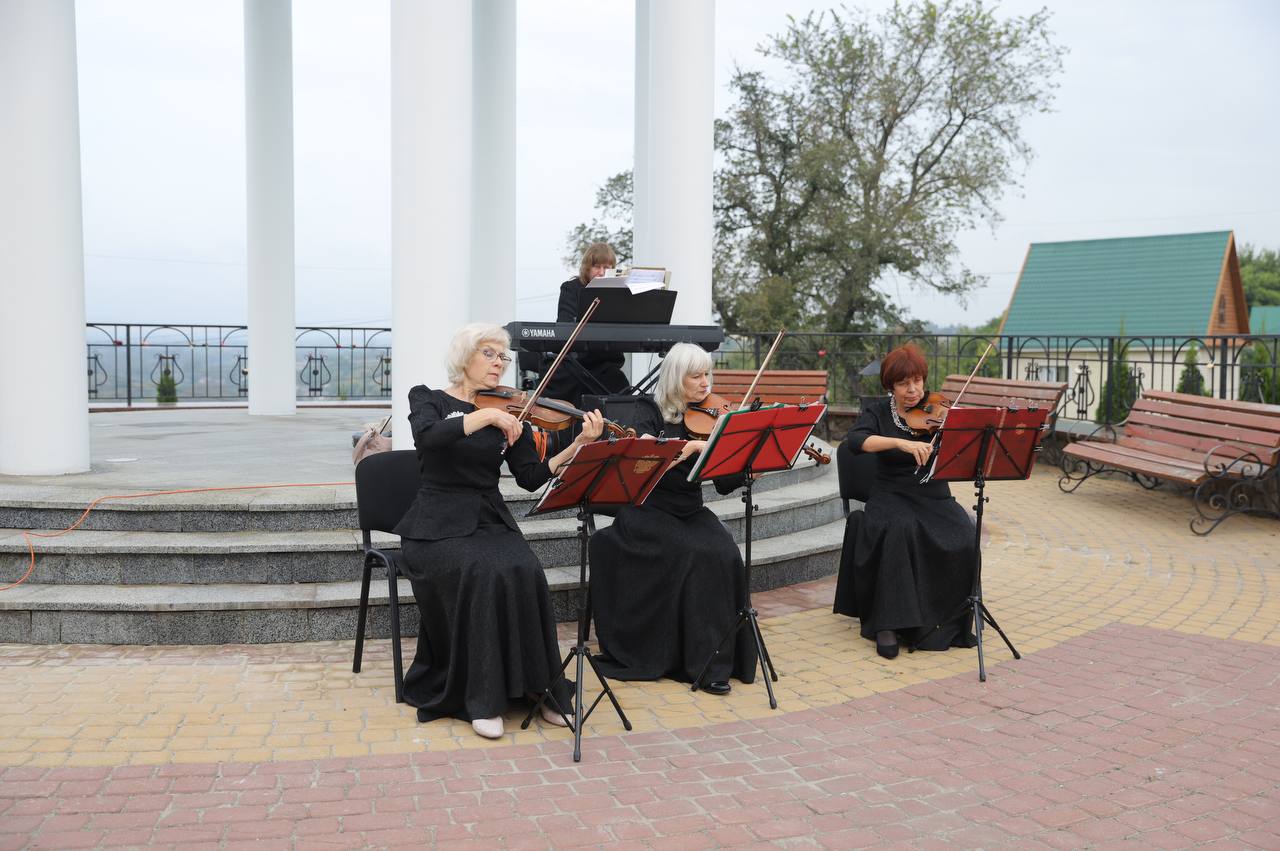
[3,466,1278,848]
[0,408,844,643]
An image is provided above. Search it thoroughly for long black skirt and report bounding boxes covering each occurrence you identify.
[588,505,757,684]
[400,520,570,722]
[832,487,978,650]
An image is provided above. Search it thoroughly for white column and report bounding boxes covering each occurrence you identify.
[632,0,653,264]
[634,0,715,326]
[0,0,90,475]
[391,0,473,449]
[470,0,516,327]
[244,0,297,415]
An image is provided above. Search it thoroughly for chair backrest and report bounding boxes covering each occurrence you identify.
[355,449,421,534]
[585,393,665,435]
[836,440,876,504]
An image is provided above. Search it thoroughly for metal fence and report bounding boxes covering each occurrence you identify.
[712,332,1280,424]
[86,324,1280,422]
[86,324,392,404]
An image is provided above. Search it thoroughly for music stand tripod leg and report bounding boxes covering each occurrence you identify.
[691,471,780,709]
[528,502,631,762]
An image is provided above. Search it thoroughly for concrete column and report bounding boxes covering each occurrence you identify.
[632,0,653,264]
[0,0,90,475]
[470,0,516,328]
[244,0,297,415]
[391,0,473,449]
[634,0,715,326]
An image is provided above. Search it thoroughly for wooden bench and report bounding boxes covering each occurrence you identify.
[712,369,828,406]
[939,374,1068,418]
[1059,390,1280,534]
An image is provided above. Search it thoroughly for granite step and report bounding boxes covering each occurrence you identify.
[0,466,840,586]
[0,517,847,644]
[0,449,827,533]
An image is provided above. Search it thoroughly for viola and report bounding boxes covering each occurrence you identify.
[901,391,952,437]
[475,386,635,439]
[684,392,831,465]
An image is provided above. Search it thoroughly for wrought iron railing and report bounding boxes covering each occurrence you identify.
[86,324,391,404]
[86,324,1280,421]
[711,332,1280,424]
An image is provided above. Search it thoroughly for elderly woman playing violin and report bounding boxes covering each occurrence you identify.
[587,343,758,694]
[393,323,604,739]
[832,343,977,659]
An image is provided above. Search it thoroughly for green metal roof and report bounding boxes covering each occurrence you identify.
[1001,231,1232,337]
[1250,305,1280,334]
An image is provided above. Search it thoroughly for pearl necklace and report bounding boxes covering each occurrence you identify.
[887,395,912,434]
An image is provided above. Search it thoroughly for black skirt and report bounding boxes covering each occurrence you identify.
[588,504,757,684]
[400,505,570,722]
[833,485,978,650]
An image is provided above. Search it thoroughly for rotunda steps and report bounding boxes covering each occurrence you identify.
[0,456,845,644]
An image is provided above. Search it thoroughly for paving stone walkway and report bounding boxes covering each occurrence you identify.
[2,465,1279,847]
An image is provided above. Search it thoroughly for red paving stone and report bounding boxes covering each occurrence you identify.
[2,622,1278,848]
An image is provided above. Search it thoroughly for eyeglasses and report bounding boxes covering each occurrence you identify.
[478,347,512,364]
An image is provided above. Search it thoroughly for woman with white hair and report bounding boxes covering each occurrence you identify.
[587,342,758,694]
[393,323,604,739]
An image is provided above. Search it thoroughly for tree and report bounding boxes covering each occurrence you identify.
[1175,342,1207,396]
[714,2,1065,332]
[1239,244,1280,308]
[1095,339,1138,424]
[562,171,634,271]
[155,369,178,404]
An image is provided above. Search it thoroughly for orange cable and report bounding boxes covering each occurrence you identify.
[2,481,354,592]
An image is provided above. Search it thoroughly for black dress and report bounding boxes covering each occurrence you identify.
[587,409,758,684]
[542,278,630,407]
[832,398,978,650]
[393,385,570,722]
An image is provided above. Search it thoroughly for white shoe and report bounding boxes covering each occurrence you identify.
[541,703,574,728]
[471,716,504,739]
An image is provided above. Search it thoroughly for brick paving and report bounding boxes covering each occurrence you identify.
[3,465,1279,847]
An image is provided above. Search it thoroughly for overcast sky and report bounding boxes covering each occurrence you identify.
[74,0,1280,330]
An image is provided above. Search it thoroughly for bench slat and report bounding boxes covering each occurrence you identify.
[1064,441,1204,484]
[1145,389,1280,417]
[1124,423,1280,466]
[1132,397,1280,436]
[1126,409,1280,449]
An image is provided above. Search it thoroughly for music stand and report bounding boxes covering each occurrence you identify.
[519,436,685,761]
[687,402,828,709]
[912,405,1049,681]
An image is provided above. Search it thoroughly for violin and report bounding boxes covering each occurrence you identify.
[475,386,635,439]
[901,391,952,437]
[683,392,831,465]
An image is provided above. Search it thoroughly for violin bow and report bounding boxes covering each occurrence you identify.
[517,297,601,423]
[947,342,996,412]
[738,329,786,410]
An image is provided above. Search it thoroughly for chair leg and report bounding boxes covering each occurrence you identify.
[353,560,373,673]
[387,566,405,704]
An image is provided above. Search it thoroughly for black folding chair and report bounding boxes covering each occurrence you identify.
[836,440,877,516]
[352,449,420,703]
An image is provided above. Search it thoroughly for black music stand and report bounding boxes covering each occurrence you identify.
[520,436,685,761]
[911,405,1049,681]
[688,403,828,709]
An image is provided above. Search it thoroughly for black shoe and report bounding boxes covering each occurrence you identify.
[703,680,732,695]
[875,630,899,659]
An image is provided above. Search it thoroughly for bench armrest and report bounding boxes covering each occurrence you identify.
[1202,442,1269,479]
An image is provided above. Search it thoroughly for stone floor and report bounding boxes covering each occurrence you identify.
[2,464,1279,848]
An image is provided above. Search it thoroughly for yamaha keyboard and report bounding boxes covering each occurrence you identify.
[505,322,724,353]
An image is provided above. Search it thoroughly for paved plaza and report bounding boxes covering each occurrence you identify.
[2,462,1279,848]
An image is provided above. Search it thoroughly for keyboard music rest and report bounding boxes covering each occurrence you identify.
[505,322,724,354]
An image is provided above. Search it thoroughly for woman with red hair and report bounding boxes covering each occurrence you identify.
[833,344,977,659]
